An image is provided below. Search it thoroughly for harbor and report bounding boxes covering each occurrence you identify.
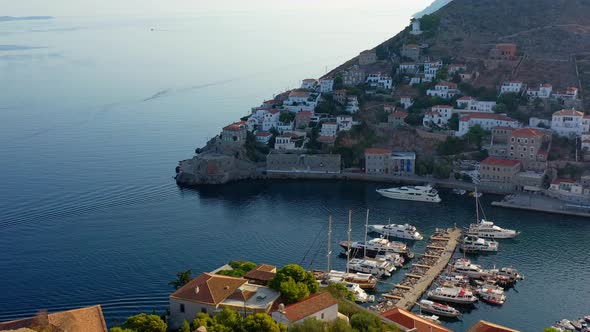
[492,193,590,218]
[371,228,462,312]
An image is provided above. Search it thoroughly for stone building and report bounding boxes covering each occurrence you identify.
[479,157,521,192]
[359,50,377,65]
[489,43,517,60]
[506,128,550,171]
[388,111,408,127]
[364,149,415,175]
[266,153,341,174]
[401,44,420,61]
[342,65,366,87]
[221,121,247,143]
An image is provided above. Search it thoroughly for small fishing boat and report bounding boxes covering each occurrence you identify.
[417,314,442,324]
[476,286,507,305]
[418,299,462,318]
[452,188,467,195]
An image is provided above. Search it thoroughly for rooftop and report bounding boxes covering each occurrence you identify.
[460,112,516,122]
[279,292,338,322]
[467,320,519,332]
[510,128,543,137]
[481,157,521,167]
[382,307,452,332]
[0,305,108,332]
[365,148,391,155]
[553,109,583,117]
[170,273,247,305]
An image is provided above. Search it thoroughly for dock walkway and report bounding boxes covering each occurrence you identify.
[372,228,462,313]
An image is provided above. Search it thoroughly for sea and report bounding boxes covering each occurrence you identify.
[0,5,589,332]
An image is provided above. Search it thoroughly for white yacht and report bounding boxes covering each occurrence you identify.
[466,219,519,239]
[452,258,492,279]
[459,235,499,253]
[418,299,462,318]
[344,282,370,303]
[427,286,478,304]
[489,267,524,281]
[327,270,378,290]
[374,252,405,267]
[476,286,507,305]
[368,223,424,240]
[376,185,441,203]
[340,237,409,257]
[347,258,395,278]
[418,314,442,324]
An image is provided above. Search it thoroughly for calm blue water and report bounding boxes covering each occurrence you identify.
[0,9,589,332]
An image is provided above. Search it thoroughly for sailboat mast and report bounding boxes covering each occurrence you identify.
[346,210,352,274]
[364,209,369,258]
[327,215,332,273]
[475,186,480,222]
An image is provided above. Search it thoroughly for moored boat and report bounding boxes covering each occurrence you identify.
[347,258,395,278]
[476,286,507,305]
[427,286,478,304]
[466,219,519,239]
[376,185,442,203]
[459,235,499,253]
[418,299,462,318]
[489,267,524,281]
[368,223,424,240]
[452,258,492,279]
[327,270,378,290]
[452,188,467,195]
[374,252,405,267]
[340,237,410,257]
[417,314,442,324]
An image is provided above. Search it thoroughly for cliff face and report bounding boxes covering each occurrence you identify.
[175,137,258,186]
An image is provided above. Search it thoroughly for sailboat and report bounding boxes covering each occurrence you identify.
[319,214,371,303]
[465,187,519,239]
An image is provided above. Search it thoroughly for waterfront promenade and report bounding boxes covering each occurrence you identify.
[492,193,590,218]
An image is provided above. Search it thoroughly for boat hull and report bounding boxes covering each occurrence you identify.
[376,189,441,203]
[340,243,407,258]
[466,231,519,239]
[418,305,461,318]
[368,225,424,240]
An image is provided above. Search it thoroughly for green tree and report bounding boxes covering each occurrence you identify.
[217,260,256,277]
[120,314,166,332]
[465,124,486,148]
[433,160,452,179]
[213,307,241,330]
[270,264,318,304]
[404,112,423,126]
[493,103,508,114]
[334,76,344,90]
[325,282,355,301]
[242,313,285,332]
[350,312,382,332]
[289,318,326,332]
[109,328,134,332]
[448,113,459,131]
[436,66,448,80]
[169,270,193,290]
[179,320,191,332]
[279,112,295,123]
[437,136,465,155]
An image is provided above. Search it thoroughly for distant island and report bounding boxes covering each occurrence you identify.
[0,16,53,22]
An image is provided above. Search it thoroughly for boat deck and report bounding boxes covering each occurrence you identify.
[372,228,462,313]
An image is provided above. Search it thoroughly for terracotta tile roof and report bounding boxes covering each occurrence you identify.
[0,305,108,332]
[433,105,453,109]
[458,96,476,101]
[243,270,276,282]
[318,136,336,143]
[281,292,338,322]
[256,132,272,137]
[268,109,280,114]
[481,157,521,167]
[263,100,276,104]
[510,128,543,137]
[467,320,519,332]
[297,111,313,116]
[382,307,452,332]
[289,91,310,98]
[551,177,576,185]
[227,288,256,302]
[365,148,391,155]
[541,83,552,88]
[553,109,583,117]
[223,124,245,131]
[170,273,247,305]
[437,82,457,88]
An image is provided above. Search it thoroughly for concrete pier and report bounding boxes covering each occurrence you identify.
[492,194,590,218]
[372,228,462,313]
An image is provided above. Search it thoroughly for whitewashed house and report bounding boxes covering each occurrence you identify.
[423,64,441,82]
[457,112,519,136]
[169,273,280,330]
[256,132,272,144]
[262,109,280,131]
[501,81,524,94]
[527,84,552,99]
[276,121,294,133]
[582,133,590,151]
[320,122,338,137]
[426,82,459,99]
[301,79,317,90]
[456,97,495,113]
[283,90,320,113]
[345,96,360,113]
[274,135,296,150]
[552,87,579,100]
[410,19,422,35]
[400,96,414,109]
[337,115,354,131]
[366,73,393,90]
[319,78,334,93]
[423,105,453,127]
[551,109,585,137]
[272,293,338,326]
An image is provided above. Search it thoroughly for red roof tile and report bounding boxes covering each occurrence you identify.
[281,292,338,322]
[467,320,519,332]
[256,132,272,137]
[510,128,543,137]
[481,157,521,167]
[170,273,247,305]
[551,178,576,185]
[382,307,452,332]
[553,109,583,117]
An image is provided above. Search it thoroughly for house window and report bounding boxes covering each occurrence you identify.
[511,137,515,142]
[520,153,524,158]
[321,313,325,319]
[180,304,185,313]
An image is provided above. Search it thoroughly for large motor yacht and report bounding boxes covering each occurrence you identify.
[459,235,499,253]
[466,219,519,239]
[368,223,424,240]
[340,237,410,257]
[376,185,441,203]
[418,299,462,318]
[346,258,395,278]
[427,286,478,304]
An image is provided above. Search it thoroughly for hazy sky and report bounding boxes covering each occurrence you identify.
[3,0,435,17]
